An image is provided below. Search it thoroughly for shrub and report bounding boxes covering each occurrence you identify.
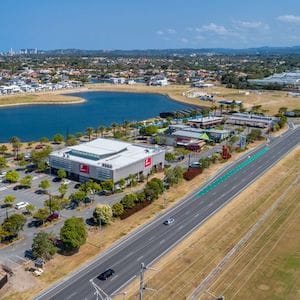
[111,202,124,217]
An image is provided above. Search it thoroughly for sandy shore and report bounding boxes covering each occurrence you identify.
[0,84,206,109]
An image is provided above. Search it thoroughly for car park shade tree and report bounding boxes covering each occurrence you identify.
[0,213,26,241]
[39,180,51,193]
[57,169,67,180]
[5,170,20,183]
[32,232,57,260]
[33,208,49,223]
[60,217,87,251]
[93,204,113,225]
[0,156,7,170]
[20,175,32,188]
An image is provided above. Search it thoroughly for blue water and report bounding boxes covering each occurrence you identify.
[0,91,189,142]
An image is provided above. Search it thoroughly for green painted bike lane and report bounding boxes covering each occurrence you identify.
[196,146,270,197]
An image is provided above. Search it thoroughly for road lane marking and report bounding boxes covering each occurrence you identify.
[159,239,165,245]
[110,274,119,281]
[194,213,199,218]
[137,255,144,261]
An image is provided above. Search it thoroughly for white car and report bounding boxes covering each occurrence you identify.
[33,268,44,276]
[163,217,175,225]
[15,201,29,210]
[62,179,71,185]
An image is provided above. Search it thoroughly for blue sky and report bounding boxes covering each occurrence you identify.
[0,0,299,50]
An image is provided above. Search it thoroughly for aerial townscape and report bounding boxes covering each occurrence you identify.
[0,1,299,300]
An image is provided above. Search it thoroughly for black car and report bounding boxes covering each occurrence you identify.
[13,185,30,190]
[74,183,81,189]
[27,219,43,228]
[97,269,115,281]
[24,249,37,260]
[52,177,61,182]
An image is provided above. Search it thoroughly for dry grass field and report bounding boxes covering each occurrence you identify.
[122,147,300,300]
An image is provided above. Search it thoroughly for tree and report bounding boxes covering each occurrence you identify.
[5,170,20,183]
[118,178,126,189]
[144,178,164,201]
[32,232,57,260]
[58,183,68,198]
[65,135,77,146]
[4,195,16,219]
[164,166,184,186]
[101,179,114,191]
[165,152,176,162]
[53,133,64,144]
[85,127,94,141]
[93,204,113,225]
[70,190,86,204]
[111,123,117,135]
[20,175,32,188]
[40,137,49,145]
[139,125,158,136]
[120,193,137,209]
[33,208,49,223]
[0,145,8,155]
[199,157,211,169]
[39,179,51,193]
[4,195,16,207]
[98,126,105,138]
[26,204,36,215]
[111,202,124,217]
[31,145,52,171]
[57,169,67,180]
[60,217,87,251]
[0,156,7,170]
[10,136,22,158]
[1,213,26,239]
[128,174,137,187]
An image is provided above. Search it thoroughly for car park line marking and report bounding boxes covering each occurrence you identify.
[159,239,165,245]
[194,213,200,218]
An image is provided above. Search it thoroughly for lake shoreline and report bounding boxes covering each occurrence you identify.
[0,84,204,108]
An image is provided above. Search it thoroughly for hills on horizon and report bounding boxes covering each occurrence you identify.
[38,46,300,56]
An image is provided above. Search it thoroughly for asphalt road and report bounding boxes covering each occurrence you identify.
[37,127,300,300]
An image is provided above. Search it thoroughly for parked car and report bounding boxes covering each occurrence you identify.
[74,183,81,189]
[46,212,59,222]
[35,144,44,150]
[24,249,37,260]
[52,177,61,182]
[97,269,115,280]
[62,179,71,185]
[15,201,29,210]
[163,217,175,225]
[13,185,30,190]
[27,219,43,228]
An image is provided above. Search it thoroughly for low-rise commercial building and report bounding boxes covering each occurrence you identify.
[226,113,277,128]
[49,138,165,184]
[187,116,224,128]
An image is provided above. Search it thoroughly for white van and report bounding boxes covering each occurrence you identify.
[15,201,29,210]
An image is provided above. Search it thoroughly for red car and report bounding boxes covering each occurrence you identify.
[46,212,59,222]
[35,144,44,150]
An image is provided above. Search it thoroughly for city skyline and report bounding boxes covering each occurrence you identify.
[0,0,299,50]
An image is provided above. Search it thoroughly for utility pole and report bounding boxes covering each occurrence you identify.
[139,263,157,300]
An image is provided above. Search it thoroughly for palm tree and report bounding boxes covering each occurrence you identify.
[111,123,117,135]
[10,136,21,159]
[122,120,129,136]
[85,127,94,141]
[98,126,105,138]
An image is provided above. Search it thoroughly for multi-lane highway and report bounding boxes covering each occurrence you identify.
[36,126,300,300]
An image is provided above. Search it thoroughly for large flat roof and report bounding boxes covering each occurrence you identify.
[50,138,164,169]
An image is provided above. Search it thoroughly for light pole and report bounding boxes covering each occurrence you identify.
[139,263,157,300]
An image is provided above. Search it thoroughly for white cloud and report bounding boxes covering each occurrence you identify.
[166,28,176,34]
[156,30,164,35]
[195,35,205,40]
[278,15,300,24]
[197,23,229,35]
[236,20,269,30]
[179,37,188,43]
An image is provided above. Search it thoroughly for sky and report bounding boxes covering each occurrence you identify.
[0,0,299,50]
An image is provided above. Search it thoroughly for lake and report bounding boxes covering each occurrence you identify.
[0,91,190,142]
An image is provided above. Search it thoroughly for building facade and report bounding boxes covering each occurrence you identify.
[49,138,165,184]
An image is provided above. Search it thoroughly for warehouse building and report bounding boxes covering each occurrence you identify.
[49,138,165,184]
